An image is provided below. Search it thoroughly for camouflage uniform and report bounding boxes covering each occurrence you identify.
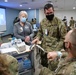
[0,54,18,75]
[36,16,67,52]
[31,21,36,25]
[69,19,75,28]
[36,16,67,67]
[39,58,76,75]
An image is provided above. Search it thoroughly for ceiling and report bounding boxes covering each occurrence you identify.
[0,0,76,10]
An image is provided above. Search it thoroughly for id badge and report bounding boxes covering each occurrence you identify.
[20,27,23,32]
[45,29,48,35]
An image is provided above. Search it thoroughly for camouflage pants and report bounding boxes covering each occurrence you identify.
[48,60,59,71]
[40,51,48,67]
[40,50,59,71]
[39,67,53,75]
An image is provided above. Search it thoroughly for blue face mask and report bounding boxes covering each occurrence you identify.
[21,17,26,23]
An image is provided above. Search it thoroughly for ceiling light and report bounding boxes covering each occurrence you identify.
[73,7,75,9]
[4,0,8,2]
[20,5,22,7]
[29,8,31,9]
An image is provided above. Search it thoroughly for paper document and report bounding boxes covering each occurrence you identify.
[16,42,30,53]
[0,47,18,53]
[16,42,25,47]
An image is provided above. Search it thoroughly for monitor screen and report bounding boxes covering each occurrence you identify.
[0,8,6,32]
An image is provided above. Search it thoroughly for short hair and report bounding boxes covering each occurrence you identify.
[19,11,28,18]
[71,17,73,19]
[44,3,54,11]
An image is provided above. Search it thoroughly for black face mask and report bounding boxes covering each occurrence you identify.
[63,42,66,50]
[46,14,54,21]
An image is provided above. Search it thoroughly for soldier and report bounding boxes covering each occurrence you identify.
[62,16,67,27]
[0,54,18,75]
[69,17,75,29]
[32,3,67,67]
[39,28,76,75]
[31,18,35,25]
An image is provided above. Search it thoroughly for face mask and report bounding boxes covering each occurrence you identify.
[63,42,68,51]
[20,17,26,23]
[63,42,66,50]
[46,14,54,21]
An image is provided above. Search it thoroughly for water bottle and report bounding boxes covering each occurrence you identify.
[11,37,16,46]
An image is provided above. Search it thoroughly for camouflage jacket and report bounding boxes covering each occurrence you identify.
[69,20,75,27]
[39,58,76,75]
[0,54,18,75]
[36,17,67,52]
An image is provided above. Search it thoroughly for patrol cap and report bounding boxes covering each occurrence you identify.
[0,54,18,75]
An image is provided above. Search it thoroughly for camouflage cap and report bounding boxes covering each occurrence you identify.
[0,54,18,75]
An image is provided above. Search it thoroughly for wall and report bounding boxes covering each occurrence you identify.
[36,9,39,23]
[26,9,39,23]
[26,9,35,21]
[3,8,19,36]
[3,8,76,36]
[39,9,76,26]
[55,10,76,26]
[2,8,39,36]
[39,9,45,23]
